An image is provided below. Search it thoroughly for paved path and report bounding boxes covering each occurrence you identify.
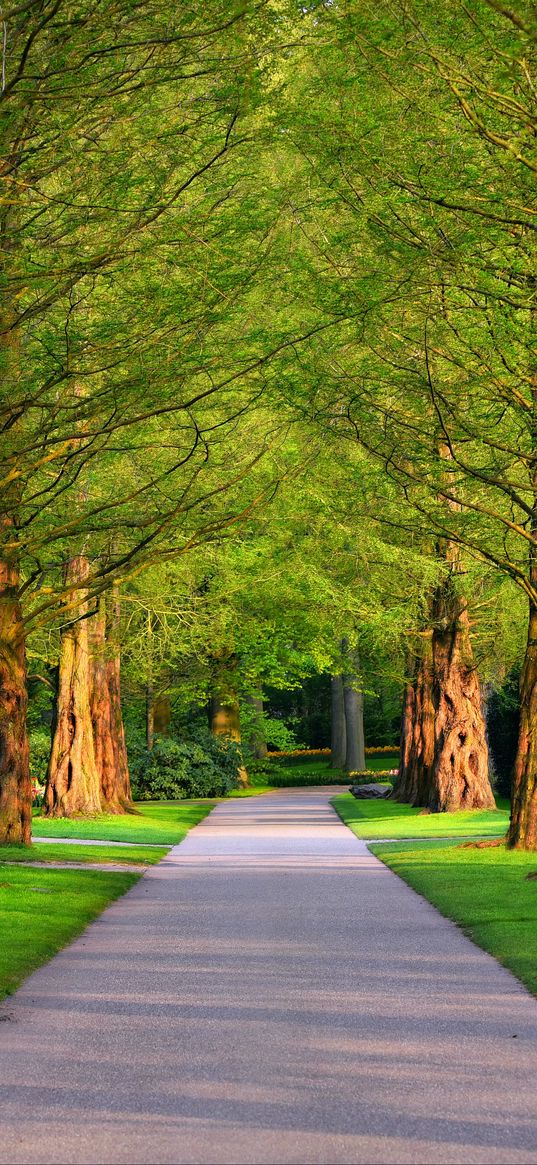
[1,789,537,1165]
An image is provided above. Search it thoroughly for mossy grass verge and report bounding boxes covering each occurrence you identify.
[332,792,509,840]
[0,842,169,866]
[33,799,214,844]
[0,866,139,1000]
[369,838,537,998]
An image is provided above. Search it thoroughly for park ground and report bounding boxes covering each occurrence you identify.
[2,756,536,1002]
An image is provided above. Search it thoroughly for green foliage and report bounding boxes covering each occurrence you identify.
[29,730,51,789]
[131,731,240,801]
[246,758,276,782]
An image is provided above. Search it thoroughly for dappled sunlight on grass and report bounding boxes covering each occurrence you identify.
[332,792,509,840]
[33,800,214,845]
[0,842,168,866]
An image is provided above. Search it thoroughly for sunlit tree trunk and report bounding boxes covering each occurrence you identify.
[394,580,494,811]
[91,588,132,814]
[428,582,494,811]
[0,250,31,841]
[330,675,346,769]
[44,555,102,817]
[0,550,31,844]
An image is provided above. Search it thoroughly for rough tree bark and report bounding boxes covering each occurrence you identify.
[91,588,132,813]
[330,675,346,769]
[393,579,495,811]
[429,581,494,811]
[44,556,102,817]
[0,551,31,844]
[392,641,435,805]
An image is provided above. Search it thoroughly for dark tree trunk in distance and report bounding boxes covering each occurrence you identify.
[153,694,171,736]
[343,681,366,773]
[330,675,346,769]
[342,642,365,773]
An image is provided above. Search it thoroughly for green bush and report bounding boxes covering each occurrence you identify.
[131,729,240,800]
[29,729,51,787]
[246,757,275,783]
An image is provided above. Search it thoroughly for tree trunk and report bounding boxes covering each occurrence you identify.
[343,681,366,772]
[0,554,31,844]
[429,589,494,811]
[342,642,366,773]
[392,642,435,804]
[244,693,267,759]
[153,693,171,736]
[508,599,537,848]
[393,581,494,811]
[44,556,102,817]
[91,589,132,814]
[330,675,346,769]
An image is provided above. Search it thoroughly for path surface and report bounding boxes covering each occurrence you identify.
[1,789,537,1165]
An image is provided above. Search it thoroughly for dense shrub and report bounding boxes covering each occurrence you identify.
[246,758,274,783]
[131,728,240,800]
[29,729,51,786]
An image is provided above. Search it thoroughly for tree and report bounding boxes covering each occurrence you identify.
[275,0,531,826]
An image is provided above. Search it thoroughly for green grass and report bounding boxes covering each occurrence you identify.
[266,756,398,785]
[228,785,275,796]
[332,791,510,839]
[0,866,139,1000]
[370,838,537,997]
[33,799,214,844]
[365,755,399,773]
[0,842,169,866]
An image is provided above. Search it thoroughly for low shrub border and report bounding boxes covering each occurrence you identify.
[267,746,399,764]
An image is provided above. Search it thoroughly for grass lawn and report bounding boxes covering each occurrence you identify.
[0,842,169,866]
[332,791,509,839]
[0,866,139,1000]
[370,838,537,997]
[33,799,214,844]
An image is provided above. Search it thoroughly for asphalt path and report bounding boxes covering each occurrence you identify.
[1,788,537,1165]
